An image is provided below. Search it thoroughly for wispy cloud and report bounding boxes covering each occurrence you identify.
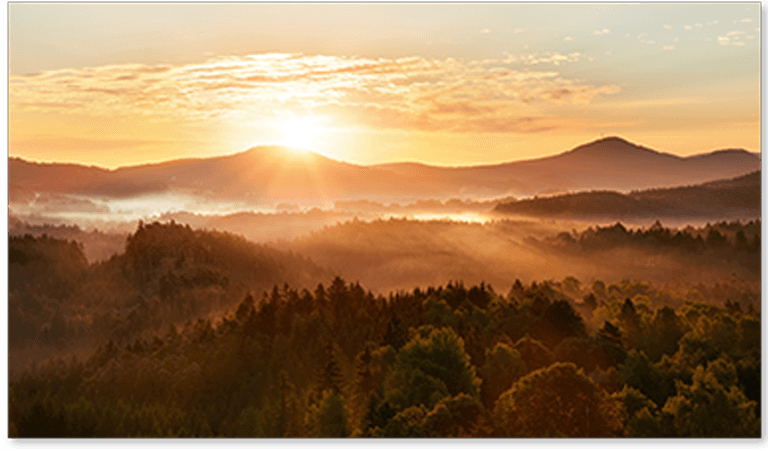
[10,53,621,135]
[707,20,719,25]
[593,29,610,35]
[663,25,672,30]
[684,25,693,30]
[741,18,753,23]
[718,31,748,46]
[663,45,675,51]
[504,51,584,66]
[563,36,574,41]
[480,29,491,34]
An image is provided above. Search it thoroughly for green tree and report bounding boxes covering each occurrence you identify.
[613,386,661,437]
[306,390,348,437]
[319,341,344,395]
[493,362,622,437]
[535,300,586,350]
[618,350,673,408]
[514,334,554,372]
[479,343,527,410]
[662,359,759,437]
[383,326,480,411]
[422,393,484,437]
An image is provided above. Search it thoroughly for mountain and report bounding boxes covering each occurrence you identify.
[9,137,760,205]
[493,170,761,220]
[373,136,760,196]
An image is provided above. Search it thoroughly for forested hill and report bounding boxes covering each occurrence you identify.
[9,216,126,263]
[9,221,332,348]
[493,170,760,220]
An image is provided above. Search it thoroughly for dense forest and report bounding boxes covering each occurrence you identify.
[534,220,761,277]
[8,222,760,437]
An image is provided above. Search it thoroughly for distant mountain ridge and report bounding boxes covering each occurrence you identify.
[10,137,760,203]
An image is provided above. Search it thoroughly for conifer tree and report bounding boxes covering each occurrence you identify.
[320,341,344,395]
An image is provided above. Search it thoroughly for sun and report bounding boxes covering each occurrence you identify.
[276,116,325,153]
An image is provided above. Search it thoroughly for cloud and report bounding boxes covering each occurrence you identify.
[718,32,748,46]
[593,29,610,35]
[646,41,656,45]
[663,25,672,30]
[741,18,753,23]
[10,52,621,135]
[480,29,491,34]
[707,20,719,25]
[663,45,675,50]
[563,36,574,41]
[506,51,584,66]
[684,25,693,30]
[513,28,525,34]
[695,23,703,28]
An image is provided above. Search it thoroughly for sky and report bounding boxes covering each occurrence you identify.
[8,2,761,168]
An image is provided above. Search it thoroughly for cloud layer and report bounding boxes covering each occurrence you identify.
[10,53,621,134]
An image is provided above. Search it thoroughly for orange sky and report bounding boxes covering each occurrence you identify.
[9,3,761,169]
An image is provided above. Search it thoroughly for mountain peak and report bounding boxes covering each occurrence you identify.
[563,136,675,160]
[592,136,633,145]
[687,148,758,159]
[572,136,646,151]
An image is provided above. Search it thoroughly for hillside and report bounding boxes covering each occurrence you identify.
[9,222,332,348]
[493,170,761,220]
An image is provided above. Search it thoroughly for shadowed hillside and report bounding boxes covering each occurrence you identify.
[9,222,332,356]
[493,170,760,220]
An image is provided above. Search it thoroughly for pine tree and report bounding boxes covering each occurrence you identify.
[320,341,344,395]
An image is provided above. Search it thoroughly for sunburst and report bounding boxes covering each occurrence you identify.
[276,115,325,153]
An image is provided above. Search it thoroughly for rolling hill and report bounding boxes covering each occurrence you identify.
[10,137,760,205]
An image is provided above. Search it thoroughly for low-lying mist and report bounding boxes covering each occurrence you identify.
[11,192,759,295]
